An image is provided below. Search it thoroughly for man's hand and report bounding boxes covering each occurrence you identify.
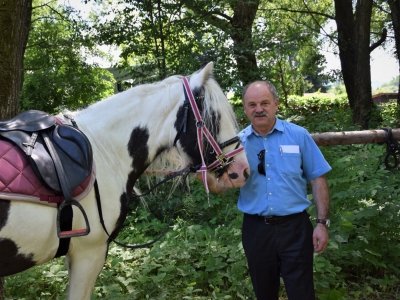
[313,224,329,252]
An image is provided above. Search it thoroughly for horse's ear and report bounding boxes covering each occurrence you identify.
[200,61,210,69]
[201,61,214,77]
[191,62,214,87]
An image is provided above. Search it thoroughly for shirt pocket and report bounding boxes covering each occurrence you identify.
[279,150,302,176]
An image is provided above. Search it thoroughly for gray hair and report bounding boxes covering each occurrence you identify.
[242,81,278,103]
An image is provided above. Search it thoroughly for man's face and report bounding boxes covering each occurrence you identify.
[243,83,279,135]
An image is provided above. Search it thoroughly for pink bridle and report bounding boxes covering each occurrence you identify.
[181,77,245,194]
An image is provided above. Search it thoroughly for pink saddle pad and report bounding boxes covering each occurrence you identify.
[0,139,95,207]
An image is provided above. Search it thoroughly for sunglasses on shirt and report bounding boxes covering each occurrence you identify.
[258,150,266,175]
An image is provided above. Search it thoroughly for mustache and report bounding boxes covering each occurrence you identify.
[252,111,268,117]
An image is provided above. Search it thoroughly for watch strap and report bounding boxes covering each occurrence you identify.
[316,219,330,227]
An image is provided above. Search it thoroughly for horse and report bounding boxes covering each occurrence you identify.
[0,62,249,299]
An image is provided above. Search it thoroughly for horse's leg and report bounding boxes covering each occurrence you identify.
[64,190,111,300]
[65,242,108,300]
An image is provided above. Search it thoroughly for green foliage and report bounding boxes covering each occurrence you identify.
[20,0,115,114]
[90,0,331,96]
[327,82,347,96]
[90,213,254,299]
[283,94,354,132]
[4,95,400,299]
[256,0,332,102]
[3,258,67,299]
[373,76,400,94]
[92,0,229,83]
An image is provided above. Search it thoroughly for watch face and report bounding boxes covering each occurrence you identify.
[317,219,330,227]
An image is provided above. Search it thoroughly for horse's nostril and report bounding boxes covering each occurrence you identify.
[244,168,250,180]
[229,172,239,179]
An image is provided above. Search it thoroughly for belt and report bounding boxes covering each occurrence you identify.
[244,211,305,225]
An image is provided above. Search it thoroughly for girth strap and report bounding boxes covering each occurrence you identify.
[54,204,72,257]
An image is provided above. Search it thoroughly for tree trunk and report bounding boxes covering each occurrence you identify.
[388,0,400,106]
[0,1,32,297]
[0,277,4,300]
[334,0,379,129]
[353,0,373,129]
[0,0,32,119]
[230,0,260,85]
[334,0,356,109]
[183,0,260,86]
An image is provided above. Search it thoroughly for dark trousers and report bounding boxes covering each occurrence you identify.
[242,211,315,300]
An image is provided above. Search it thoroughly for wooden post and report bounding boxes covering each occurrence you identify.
[311,128,400,146]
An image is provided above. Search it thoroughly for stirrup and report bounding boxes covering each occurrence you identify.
[57,198,91,238]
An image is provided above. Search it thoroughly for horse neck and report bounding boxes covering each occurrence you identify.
[73,84,183,179]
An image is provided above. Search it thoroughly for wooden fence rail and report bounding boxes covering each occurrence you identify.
[311,128,400,146]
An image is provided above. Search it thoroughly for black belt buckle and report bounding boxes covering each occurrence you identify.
[263,215,280,224]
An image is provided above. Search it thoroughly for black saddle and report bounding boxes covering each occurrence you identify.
[0,110,56,132]
[0,110,92,238]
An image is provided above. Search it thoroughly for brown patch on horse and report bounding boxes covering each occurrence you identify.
[0,200,10,230]
[0,238,36,276]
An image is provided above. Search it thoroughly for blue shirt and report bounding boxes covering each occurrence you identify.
[237,118,331,216]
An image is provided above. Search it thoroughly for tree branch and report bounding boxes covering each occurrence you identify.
[208,10,232,22]
[259,3,337,46]
[260,6,335,20]
[183,2,233,32]
[300,0,331,37]
[369,28,387,53]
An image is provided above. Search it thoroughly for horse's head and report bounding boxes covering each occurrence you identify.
[174,62,250,194]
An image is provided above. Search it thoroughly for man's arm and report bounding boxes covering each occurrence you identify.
[310,174,330,252]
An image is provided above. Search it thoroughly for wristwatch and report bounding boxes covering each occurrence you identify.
[316,219,330,228]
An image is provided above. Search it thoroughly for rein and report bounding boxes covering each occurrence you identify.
[95,77,244,249]
[94,175,189,249]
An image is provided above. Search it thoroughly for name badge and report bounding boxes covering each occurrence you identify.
[280,145,300,154]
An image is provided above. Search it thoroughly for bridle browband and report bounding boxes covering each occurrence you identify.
[95,77,244,249]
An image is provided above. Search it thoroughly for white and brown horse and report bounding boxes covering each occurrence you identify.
[0,62,249,299]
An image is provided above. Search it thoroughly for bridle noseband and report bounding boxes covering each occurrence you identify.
[180,77,244,194]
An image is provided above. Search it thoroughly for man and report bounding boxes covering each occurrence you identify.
[238,81,331,300]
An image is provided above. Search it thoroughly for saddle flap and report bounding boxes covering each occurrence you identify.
[51,125,93,189]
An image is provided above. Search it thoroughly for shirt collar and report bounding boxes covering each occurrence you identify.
[238,117,285,141]
[250,117,284,137]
